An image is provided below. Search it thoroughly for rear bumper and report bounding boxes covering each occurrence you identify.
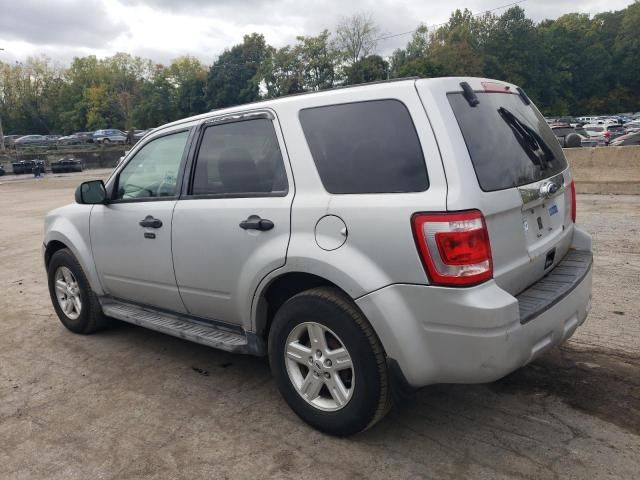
[356,239,593,388]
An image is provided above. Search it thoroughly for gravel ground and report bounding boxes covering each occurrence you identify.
[0,171,638,480]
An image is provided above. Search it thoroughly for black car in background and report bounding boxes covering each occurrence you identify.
[551,125,583,148]
[11,159,46,174]
[57,132,95,146]
[50,158,83,173]
[0,165,5,176]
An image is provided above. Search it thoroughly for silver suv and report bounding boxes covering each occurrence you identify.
[44,78,593,436]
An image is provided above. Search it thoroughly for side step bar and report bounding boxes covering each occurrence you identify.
[100,298,253,354]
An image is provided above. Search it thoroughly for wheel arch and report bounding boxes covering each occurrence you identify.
[44,240,69,268]
[253,272,354,341]
[45,227,104,295]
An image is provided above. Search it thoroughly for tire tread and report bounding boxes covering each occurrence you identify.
[48,248,109,334]
[286,287,392,432]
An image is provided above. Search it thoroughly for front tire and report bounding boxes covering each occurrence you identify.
[268,287,391,436]
[47,248,109,334]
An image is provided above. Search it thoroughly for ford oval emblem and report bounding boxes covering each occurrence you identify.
[540,181,559,198]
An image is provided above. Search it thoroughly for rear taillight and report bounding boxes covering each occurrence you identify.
[412,210,493,287]
[604,131,611,138]
[570,180,577,223]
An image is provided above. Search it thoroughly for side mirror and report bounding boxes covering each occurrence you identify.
[75,180,107,205]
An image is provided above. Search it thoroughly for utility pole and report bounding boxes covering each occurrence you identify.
[0,116,5,154]
[0,47,5,153]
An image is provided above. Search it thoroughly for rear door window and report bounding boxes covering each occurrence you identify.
[299,100,429,194]
[448,92,568,192]
[191,118,288,196]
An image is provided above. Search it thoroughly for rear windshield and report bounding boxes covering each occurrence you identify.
[448,92,567,192]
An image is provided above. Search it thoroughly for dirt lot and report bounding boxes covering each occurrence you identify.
[1,171,639,480]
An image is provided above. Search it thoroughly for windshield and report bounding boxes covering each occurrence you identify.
[448,92,567,192]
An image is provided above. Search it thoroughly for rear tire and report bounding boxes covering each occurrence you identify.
[268,287,391,436]
[47,248,109,334]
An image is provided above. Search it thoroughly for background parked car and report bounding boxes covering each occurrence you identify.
[624,120,640,131]
[76,132,95,143]
[610,131,640,146]
[57,134,85,146]
[583,124,625,145]
[11,159,46,174]
[551,124,582,147]
[604,125,626,142]
[50,157,84,173]
[93,129,127,145]
[573,126,598,147]
[2,134,23,148]
[14,135,49,148]
[0,165,5,176]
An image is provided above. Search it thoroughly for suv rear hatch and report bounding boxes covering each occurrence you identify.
[416,78,575,295]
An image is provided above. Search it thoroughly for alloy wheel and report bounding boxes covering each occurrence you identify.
[54,266,82,320]
[284,322,355,411]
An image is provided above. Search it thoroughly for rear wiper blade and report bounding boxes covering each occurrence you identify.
[498,107,555,169]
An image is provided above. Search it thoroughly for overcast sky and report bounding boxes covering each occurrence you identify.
[0,0,635,66]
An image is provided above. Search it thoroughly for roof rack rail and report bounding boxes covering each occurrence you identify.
[209,77,421,112]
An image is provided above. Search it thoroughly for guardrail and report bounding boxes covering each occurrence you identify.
[565,145,640,195]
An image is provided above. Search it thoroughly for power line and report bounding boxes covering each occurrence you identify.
[374,0,528,42]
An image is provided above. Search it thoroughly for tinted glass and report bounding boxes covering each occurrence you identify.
[115,130,189,200]
[299,100,428,194]
[191,118,287,196]
[448,92,568,192]
[553,127,574,137]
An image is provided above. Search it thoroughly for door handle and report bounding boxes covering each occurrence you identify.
[239,215,274,231]
[139,215,163,229]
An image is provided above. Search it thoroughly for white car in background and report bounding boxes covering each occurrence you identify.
[93,129,127,145]
[583,124,625,144]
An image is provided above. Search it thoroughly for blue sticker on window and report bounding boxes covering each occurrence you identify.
[548,205,559,216]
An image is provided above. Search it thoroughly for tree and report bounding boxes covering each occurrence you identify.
[335,13,380,65]
[259,45,305,98]
[168,56,208,117]
[390,25,445,79]
[132,65,176,128]
[429,9,485,76]
[206,33,270,109]
[1,3,640,132]
[483,7,543,97]
[297,30,339,91]
[344,55,388,85]
[615,1,640,99]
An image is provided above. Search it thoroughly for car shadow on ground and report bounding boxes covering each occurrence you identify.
[103,319,639,440]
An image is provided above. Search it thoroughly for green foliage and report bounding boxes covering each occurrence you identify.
[343,55,389,85]
[206,33,269,109]
[1,3,640,136]
[390,3,640,115]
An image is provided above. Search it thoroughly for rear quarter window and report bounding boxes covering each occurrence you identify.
[299,100,429,194]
